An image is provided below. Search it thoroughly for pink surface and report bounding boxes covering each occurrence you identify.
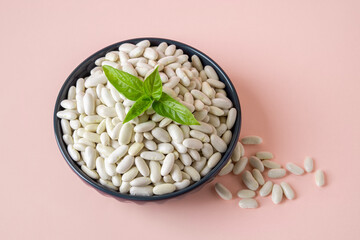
[1,0,359,239]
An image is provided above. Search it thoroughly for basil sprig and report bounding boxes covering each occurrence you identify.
[103,65,200,125]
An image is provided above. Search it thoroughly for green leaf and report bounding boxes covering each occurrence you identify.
[102,65,144,101]
[123,96,153,123]
[143,66,162,100]
[152,93,200,125]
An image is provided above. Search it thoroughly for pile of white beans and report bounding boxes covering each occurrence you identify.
[57,40,237,196]
[215,136,326,208]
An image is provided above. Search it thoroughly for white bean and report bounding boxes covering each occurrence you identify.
[286,163,305,175]
[214,183,232,200]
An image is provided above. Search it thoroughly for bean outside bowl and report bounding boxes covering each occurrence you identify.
[54,38,241,201]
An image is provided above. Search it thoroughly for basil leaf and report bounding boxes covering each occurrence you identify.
[152,93,200,125]
[143,66,162,100]
[103,65,144,101]
[123,96,153,123]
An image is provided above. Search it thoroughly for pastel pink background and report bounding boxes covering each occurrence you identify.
[1,0,359,239]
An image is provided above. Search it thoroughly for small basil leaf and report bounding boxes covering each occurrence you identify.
[143,66,162,100]
[152,93,200,125]
[103,65,144,101]
[123,96,153,123]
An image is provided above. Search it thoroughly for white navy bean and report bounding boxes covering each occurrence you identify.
[73,143,86,152]
[179,153,192,166]
[190,122,213,134]
[149,161,161,183]
[262,160,281,169]
[242,170,259,191]
[84,115,103,124]
[118,122,133,145]
[135,157,150,177]
[161,153,175,176]
[237,189,256,198]
[268,168,287,178]
[159,118,172,128]
[192,157,207,172]
[143,47,158,60]
[104,162,117,176]
[200,166,211,176]
[304,156,314,173]
[256,151,273,160]
[84,73,107,88]
[61,99,76,110]
[189,130,209,143]
[241,136,263,145]
[67,86,76,100]
[272,184,283,204]
[222,130,232,145]
[249,156,265,172]
[153,183,176,195]
[119,181,131,193]
[122,167,139,182]
[231,142,242,162]
[140,151,165,161]
[226,108,236,129]
[95,157,110,180]
[63,134,73,145]
[252,169,265,185]
[157,143,174,154]
[191,55,203,71]
[84,146,96,169]
[191,89,211,105]
[130,177,151,187]
[144,140,157,151]
[201,143,213,158]
[81,165,99,179]
[119,43,136,53]
[207,79,225,89]
[184,166,200,181]
[57,110,77,120]
[210,134,227,153]
[315,170,325,187]
[216,123,227,136]
[176,68,190,86]
[158,56,177,66]
[204,66,218,80]
[259,181,273,197]
[218,161,234,176]
[171,164,182,182]
[111,175,122,187]
[165,44,176,56]
[239,199,258,209]
[116,155,134,174]
[174,179,190,190]
[105,145,129,164]
[182,138,203,150]
[280,182,295,200]
[61,119,72,135]
[128,142,144,156]
[99,179,118,190]
[67,145,80,161]
[286,163,305,175]
[70,119,81,130]
[207,152,221,168]
[129,46,145,58]
[100,132,110,146]
[233,157,248,175]
[214,183,232,200]
[130,186,153,196]
[152,127,171,143]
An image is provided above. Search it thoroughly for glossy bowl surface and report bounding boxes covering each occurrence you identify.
[54,38,241,201]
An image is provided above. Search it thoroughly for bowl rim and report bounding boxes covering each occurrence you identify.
[54,37,241,201]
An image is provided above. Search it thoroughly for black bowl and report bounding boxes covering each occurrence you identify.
[54,38,241,201]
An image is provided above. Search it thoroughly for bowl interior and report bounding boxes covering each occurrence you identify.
[54,37,241,201]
